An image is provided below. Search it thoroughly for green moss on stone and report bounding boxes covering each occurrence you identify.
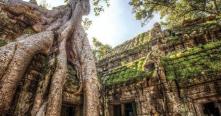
[23,27,35,34]
[0,39,7,47]
[104,57,154,86]
[162,40,221,80]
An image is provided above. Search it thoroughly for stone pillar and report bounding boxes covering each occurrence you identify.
[104,99,110,116]
[121,104,125,116]
[149,23,182,115]
[109,105,113,116]
[135,100,142,116]
[75,105,81,116]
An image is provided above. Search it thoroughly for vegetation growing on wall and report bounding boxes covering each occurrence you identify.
[92,37,112,60]
[173,19,221,33]
[105,57,154,86]
[165,19,221,45]
[99,16,221,88]
[162,40,221,80]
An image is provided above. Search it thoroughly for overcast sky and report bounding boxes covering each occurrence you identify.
[34,0,161,47]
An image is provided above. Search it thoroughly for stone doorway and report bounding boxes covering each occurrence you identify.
[125,102,136,116]
[112,102,137,116]
[113,104,122,116]
[61,104,76,116]
[202,102,221,116]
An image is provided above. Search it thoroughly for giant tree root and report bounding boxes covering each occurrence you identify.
[0,31,54,112]
[0,0,100,115]
[72,24,100,116]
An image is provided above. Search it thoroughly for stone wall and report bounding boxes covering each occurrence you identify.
[99,19,221,116]
[104,77,221,116]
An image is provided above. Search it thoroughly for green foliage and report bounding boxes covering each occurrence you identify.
[82,18,92,30]
[92,0,110,16]
[92,37,112,60]
[105,57,154,86]
[130,0,176,25]
[129,0,221,27]
[166,36,180,45]
[38,0,50,9]
[0,39,7,47]
[162,40,221,80]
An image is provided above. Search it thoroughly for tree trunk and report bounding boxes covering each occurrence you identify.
[0,0,100,115]
[0,31,54,112]
[72,25,100,116]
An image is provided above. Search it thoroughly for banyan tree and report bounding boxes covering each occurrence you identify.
[0,0,100,115]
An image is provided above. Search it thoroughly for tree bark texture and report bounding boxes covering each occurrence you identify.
[0,0,100,115]
[72,25,100,116]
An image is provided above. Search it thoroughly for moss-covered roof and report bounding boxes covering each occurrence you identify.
[97,31,155,86]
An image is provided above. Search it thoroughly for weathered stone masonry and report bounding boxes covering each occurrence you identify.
[97,17,221,116]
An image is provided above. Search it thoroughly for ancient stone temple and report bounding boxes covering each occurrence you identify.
[97,17,221,116]
[1,1,221,115]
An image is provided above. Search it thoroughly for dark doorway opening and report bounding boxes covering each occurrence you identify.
[203,102,220,116]
[113,102,137,116]
[125,102,136,116]
[114,104,122,116]
[61,104,75,116]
